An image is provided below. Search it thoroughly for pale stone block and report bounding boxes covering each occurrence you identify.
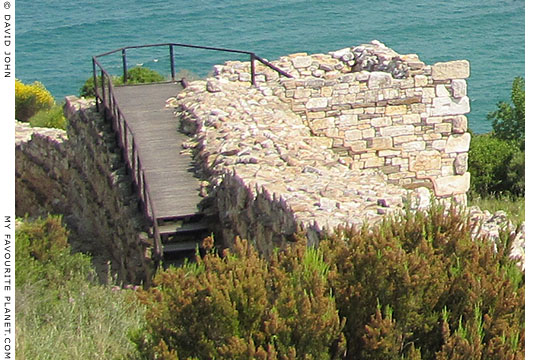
[362,128,376,139]
[380,125,415,137]
[426,116,443,124]
[414,75,428,87]
[294,88,312,99]
[378,149,401,157]
[451,79,467,98]
[436,84,450,97]
[432,139,447,150]
[410,150,441,171]
[402,141,426,152]
[311,118,334,131]
[432,172,470,196]
[307,111,326,119]
[364,157,385,168]
[368,137,393,150]
[434,123,452,134]
[441,165,454,176]
[382,88,399,100]
[292,56,313,69]
[306,97,329,110]
[445,133,471,153]
[432,60,470,80]
[338,114,358,127]
[345,129,363,141]
[403,114,421,124]
[392,157,409,166]
[393,135,417,145]
[368,72,393,89]
[349,141,368,153]
[371,117,392,127]
[454,153,468,175]
[321,86,333,97]
[452,115,468,134]
[430,96,470,116]
[385,105,408,115]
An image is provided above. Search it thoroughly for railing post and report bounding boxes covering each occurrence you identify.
[250,53,256,86]
[122,48,128,84]
[169,44,176,81]
[101,70,106,109]
[93,59,99,112]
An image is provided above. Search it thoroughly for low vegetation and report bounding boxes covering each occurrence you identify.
[135,205,523,359]
[15,216,145,359]
[15,79,66,130]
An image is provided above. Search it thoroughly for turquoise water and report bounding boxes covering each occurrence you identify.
[16,0,524,133]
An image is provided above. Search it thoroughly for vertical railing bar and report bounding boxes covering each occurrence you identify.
[93,59,99,112]
[101,70,106,109]
[169,44,176,81]
[122,48,128,84]
[250,53,256,86]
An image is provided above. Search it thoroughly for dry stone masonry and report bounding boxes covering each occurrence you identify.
[175,41,523,266]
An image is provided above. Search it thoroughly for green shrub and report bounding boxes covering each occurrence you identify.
[322,205,524,359]
[134,238,346,360]
[80,67,165,98]
[28,103,67,130]
[489,77,525,149]
[135,205,523,359]
[468,133,521,196]
[15,216,145,359]
[15,79,55,122]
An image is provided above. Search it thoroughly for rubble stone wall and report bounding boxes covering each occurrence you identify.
[15,98,154,284]
[213,41,471,201]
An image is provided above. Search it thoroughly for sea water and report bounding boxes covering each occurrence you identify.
[15,0,524,133]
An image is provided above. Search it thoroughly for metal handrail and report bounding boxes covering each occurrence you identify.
[92,42,293,262]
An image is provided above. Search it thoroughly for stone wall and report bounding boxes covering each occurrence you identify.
[176,41,523,266]
[15,98,154,284]
[213,41,471,202]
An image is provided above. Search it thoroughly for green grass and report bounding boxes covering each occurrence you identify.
[15,216,145,360]
[469,193,525,225]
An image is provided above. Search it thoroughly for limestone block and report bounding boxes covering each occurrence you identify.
[368,137,393,150]
[371,117,392,127]
[410,150,441,172]
[402,141,426,152]
[432,60,470,80]
[452,115,468,134]
[364,157,385,168]
[311,118,335,131]
[306,97,329,110]
[454,153,468,175]
[434,122,452,134]
[414,75,428,87]
[294,88,312,99]
[380,125,415,137]
[451,79,467,98]
[368,72,393,89]
[345,129,363,142]
[436,84,450,97]
[403,114,421,124]
[432,139,447,150]
[431,96,470,116]
[385,105,407,115]
[349,141,368,153]
[338,114,359,127]
[445,133,471,153]
[362,128,376,139]
[432,172,470,196]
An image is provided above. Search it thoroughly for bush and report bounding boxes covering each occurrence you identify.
[28,103,67,130]
[80,66,165,98]
[135,205,523,359]
[15,216,145,359]
[468,133,521,196]
[135,238,346,360]
[15,79,55,122]
[489,77,525,149]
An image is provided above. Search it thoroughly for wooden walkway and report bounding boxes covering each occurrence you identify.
[113,83,203,222]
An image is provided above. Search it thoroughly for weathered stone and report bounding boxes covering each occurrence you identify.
[431,96,470,116]
[305,97,329,110]
[451,79,467,98]
[385,105,407,115]
[414,75,428,87]
[432,60,470,80]
[402,141,426,152]
[380,125,414,137]
[368,72,393,89]
[454,153,468,175]
[445,133,471,153]
[292,56,313,69]
[344,129,363,142]
[435,84,450,97]
[452,115,468,133]
[368,136,393,150]
[410,150,441,172]
[432,172,470,196]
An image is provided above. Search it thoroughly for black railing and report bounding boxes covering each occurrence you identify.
[92,42,293,261]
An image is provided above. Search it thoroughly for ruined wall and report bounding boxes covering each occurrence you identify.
[214,41,471,202]
[15,98,154,284]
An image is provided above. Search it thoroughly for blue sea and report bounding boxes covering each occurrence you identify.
[15,0,524,133]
